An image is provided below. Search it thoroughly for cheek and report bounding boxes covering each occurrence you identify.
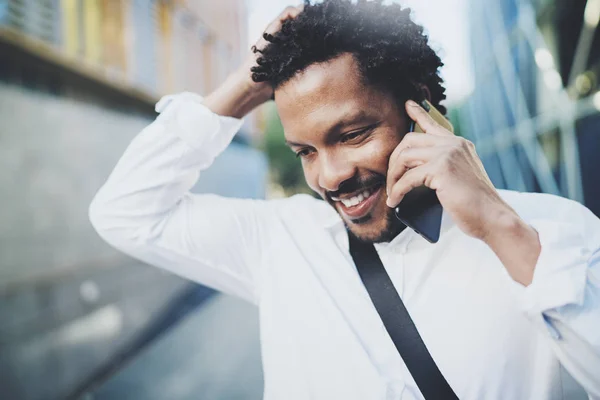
[301,163,321,193]
[359,134,400,171]
[299,131,400,193]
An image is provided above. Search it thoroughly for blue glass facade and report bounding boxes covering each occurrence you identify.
[459,0,600,217]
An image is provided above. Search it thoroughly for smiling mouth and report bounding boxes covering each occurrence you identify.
[330,184,384,220]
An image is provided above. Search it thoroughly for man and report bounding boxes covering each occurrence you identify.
[90,1,600,399]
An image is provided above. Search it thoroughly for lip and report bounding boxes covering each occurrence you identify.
[336,185,383,220]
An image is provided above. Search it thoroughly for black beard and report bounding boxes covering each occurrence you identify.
[323,172,406,243]
[343,205,406,243]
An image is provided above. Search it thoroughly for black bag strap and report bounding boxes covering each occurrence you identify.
[348,233,458,400]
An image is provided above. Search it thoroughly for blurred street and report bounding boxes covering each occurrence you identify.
[94,295,263,400]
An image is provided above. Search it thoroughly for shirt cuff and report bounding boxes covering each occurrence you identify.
[521,218,589,319]
[155,92,244,161]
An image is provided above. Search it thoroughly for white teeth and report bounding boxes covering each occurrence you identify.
[339,188,374,208]
[331,186,382,208]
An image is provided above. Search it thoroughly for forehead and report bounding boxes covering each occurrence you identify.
[274,53,395,140]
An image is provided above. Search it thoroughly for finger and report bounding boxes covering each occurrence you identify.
[266,5,303,34]
[386,146,445,197]
[387,132,446,195]
[386,165,432,208]
[405,100,444,134]
[388,131,451,172]
[254,5,303,49]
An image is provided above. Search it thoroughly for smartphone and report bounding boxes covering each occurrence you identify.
[393,100,454,243]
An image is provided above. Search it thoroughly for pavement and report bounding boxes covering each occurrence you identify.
[93,294,264,400]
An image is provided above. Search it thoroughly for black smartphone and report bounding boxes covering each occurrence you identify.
[394,100,454,243]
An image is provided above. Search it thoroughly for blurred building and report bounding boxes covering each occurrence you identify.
[458,0,600,217]
[0,0,248,103]
[0,1,265,399]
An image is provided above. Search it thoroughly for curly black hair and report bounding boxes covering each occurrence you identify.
[251,0,447,115]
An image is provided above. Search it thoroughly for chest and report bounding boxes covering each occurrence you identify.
[257,226,558,399]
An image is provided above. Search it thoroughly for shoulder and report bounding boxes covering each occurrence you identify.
[498,189,599,232]
[267,193,340,227]
[499,189,579,217]
[273,193,338,220]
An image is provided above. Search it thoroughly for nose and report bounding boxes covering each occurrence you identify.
[317,152,356,193]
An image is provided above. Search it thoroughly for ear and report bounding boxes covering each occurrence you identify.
[419,84,432,103]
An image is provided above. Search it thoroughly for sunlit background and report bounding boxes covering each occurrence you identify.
[0,0,598,399]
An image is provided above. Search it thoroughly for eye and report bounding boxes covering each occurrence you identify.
[341,126,374,143]
[295,148,315,158]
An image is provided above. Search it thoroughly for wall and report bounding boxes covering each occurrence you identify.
[0,83,266,400]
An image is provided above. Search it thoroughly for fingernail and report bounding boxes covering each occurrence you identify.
[407,100,418,107]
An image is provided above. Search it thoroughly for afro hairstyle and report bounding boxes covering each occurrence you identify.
[251,0,447,115]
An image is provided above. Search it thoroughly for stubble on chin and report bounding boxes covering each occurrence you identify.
[343,206,404,243]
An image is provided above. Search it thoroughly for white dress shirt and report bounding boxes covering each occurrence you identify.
[89,92,600,400]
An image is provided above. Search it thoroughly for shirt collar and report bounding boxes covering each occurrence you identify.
[323,211,344,230]
[322,206,457,250]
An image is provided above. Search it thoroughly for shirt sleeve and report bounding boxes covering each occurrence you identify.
[520,196,600,397]
[89,92,273,304]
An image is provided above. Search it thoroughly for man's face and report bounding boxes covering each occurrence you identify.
[275,53,409,242]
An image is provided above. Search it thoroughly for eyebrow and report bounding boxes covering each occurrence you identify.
[285,139,306,147]
[285,110,375,147]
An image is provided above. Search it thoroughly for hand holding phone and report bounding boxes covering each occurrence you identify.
[393,100,453,243]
